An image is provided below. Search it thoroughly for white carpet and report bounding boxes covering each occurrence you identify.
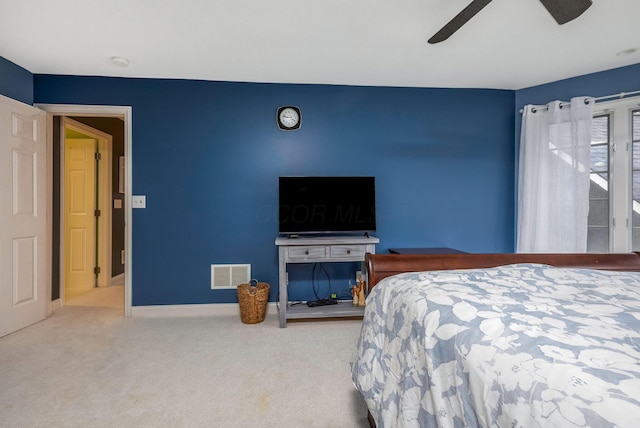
[0,297,370,427]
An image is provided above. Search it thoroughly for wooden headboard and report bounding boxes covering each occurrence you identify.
[366,252,640,289]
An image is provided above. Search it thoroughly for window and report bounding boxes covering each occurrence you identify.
[588,115,610,252]
[632,110,640,250]
[588,97,640,252]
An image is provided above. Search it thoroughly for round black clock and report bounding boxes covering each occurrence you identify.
[277,106,301,130]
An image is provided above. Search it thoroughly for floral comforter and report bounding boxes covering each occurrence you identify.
[351,264,640,427]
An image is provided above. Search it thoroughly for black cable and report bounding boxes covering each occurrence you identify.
[311,263,321,300]
[319,263,332,298]
[310,263,333,302]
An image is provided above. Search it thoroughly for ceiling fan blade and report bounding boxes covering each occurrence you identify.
[539,0,592,25]
[428,0,493,44]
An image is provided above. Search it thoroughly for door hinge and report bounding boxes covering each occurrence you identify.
[95,152,102,161]
[94,266,101,275]
[94,209,101,217]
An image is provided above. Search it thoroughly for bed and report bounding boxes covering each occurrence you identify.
[352,253,640,428]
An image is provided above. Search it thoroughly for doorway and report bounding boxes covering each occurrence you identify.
[39,104,132,316]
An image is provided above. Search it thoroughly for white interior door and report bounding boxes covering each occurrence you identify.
[0,95,48,337]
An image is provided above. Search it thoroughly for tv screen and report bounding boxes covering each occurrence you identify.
[278,176,376,235]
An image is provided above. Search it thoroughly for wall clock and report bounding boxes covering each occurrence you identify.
[277,106,301,130]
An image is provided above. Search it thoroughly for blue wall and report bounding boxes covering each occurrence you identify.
[0,56,33,105]
[7,57,639,306]
[33,75,516,305]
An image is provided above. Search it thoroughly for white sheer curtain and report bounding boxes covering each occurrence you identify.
[517,97,594,253]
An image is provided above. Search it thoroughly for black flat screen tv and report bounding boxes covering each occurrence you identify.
[278,176,376,235]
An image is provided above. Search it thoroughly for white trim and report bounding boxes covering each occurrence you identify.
[131,302,277,318]
[45,110,54,317]
[50,299,61,312]
[37,104,133,317]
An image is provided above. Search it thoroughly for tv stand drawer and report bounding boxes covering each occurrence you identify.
[329,245,366,259]
[287,246,326,259]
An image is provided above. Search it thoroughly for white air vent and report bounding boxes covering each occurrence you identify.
[211,264,251,289]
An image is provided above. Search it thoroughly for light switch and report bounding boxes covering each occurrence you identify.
[132,195,146,208]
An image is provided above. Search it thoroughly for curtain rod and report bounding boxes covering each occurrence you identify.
[592,89,640,103]
[520,89,640,113]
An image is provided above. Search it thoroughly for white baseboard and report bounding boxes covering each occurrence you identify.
[50,299,61,312]
[131,302,277,318]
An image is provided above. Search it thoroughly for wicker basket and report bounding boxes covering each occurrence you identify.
[237,279,270,324]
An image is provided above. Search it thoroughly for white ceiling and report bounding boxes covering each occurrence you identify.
[1,0,639,90]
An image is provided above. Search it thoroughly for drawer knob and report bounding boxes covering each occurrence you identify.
[347,250,351,254]
[305,250,309,255]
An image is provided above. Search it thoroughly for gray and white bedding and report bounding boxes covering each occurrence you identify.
[351,264,640,427]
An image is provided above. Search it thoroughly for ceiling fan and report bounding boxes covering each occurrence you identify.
[428,0,593,44]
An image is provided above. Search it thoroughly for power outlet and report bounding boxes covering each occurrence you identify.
[132,195,146,208]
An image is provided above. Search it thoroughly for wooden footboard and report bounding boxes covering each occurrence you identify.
[366,252,640,289]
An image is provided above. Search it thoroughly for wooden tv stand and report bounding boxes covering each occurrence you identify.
[275,235,379,328]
